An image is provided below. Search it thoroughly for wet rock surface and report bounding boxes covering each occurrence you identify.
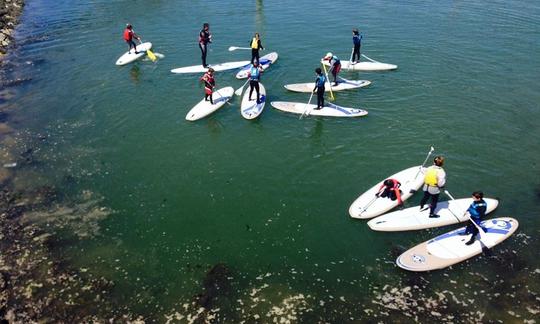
[0,0,24,58]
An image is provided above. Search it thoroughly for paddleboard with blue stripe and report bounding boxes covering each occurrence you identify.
[185,87,234,121]
[270,101,368,118]
[236,52,279,79]
[240,83,266,119]
[396,217,519,271]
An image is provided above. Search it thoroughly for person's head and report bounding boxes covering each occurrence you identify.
[203,23,209,30]
[384,179,394,187]
[208,67,214,73]
[433,156,444,167]
[324,52,333,60]
[253,60,259,67]
[255,32,260,38]
[353,28,359,35]
[126,24,132,30]
[472,191,484,200]
[315,67,322,75]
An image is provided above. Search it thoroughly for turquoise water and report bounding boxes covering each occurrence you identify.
[3,0,540,321]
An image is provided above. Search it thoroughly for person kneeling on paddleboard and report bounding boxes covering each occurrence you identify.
[376,179,403,205]
[323,52,341,86]
[461,191,488,245]
[313,68,326,110]
[200,68,215,104]
[123,24,141,54]
[419,156,446,218]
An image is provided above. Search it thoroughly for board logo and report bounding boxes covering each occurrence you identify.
[411,254,426,263]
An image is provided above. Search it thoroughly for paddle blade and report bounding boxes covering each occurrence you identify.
[234,87,243,96]
[147,49,157,62]
[228,46,236,51]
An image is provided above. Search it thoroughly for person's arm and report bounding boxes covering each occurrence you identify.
[395,188,402,204]
[437,169,446,188]
[259,39,264,50]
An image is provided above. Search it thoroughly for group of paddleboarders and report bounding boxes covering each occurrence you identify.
[377,155,487,245]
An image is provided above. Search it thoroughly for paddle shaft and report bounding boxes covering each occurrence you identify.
[300,92,315,119]
[359,195,379,215]
[321,63,335,101]
[235,79,249,96]
[414,146,435,179]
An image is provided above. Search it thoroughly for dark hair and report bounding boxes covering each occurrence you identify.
[315,68,322,74]
[203,23,209,28]
[384,179,393,187]
[434,156,444,166]
[472,191,483,199]
[353,28,359,35]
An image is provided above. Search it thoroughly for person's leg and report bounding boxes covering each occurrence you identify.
[420,190,430,209]
[251,49,257,64]
[255,82,260,102]
[429,193,440,216]
[249,81,255,100]
[199,43,207,67]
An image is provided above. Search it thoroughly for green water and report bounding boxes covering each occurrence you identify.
[3,0,540,321]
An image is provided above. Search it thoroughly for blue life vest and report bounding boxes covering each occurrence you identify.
[353,34,362,46]
[249,66,260,81]
[467,199,487,220]
[315,74,326,88]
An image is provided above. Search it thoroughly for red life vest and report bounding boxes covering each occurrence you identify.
[123,28,133,41]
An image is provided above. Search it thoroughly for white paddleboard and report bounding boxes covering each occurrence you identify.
[396,217,519,272]
[236,52,279,79]
[240,83,266,120]
[115,42,152,66]
[270,101,368,118]
[321,58,397,71]
[349,166,426,219]
[171,61,251,74]
[185,87,234,121]
[284,78,371,93]
[368,198,499,231]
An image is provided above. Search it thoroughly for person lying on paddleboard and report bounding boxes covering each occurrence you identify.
[199,23,212,68]
[200,67,215,104]
[247,60,263,104]
[123,24,141,54]
[376,179,403,205]
[351,29,362,64]
[313,68,326,110]
[419,156,446,218]
[323,52,341,86]
[250,32,264,64]
[460,191,487,245]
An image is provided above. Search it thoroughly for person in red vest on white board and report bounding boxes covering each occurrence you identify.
[123,24,141,54]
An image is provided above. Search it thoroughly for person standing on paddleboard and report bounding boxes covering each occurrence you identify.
[250,32,264,64]
[247,60,263,104]
[352,29,362,63]
[460,191,488,245]
[313,68,326,110]
[323,52,341,86]
[123,24,141,54]
[199,23,212,67]
[200,67,215,104]
[376,179,403,205]
[419,156,446,218]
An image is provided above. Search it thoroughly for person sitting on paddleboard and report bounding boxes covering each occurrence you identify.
[250,32,264,64]
[247,60,263,104]
[323,52,341,86]
[199,23,212,68]
[419,156,446,218]
[352,29,362,63]
[313,68,326,110]
[376,179,403,205]
[123,24,141,54]
[461,191,488,245]
[200,67,215,104]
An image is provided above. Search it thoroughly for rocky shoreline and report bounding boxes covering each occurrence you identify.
[0,0,24,58]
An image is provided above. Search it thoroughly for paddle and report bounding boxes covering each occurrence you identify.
[321,63,335,101]
[139,39,156,62]
[361,54,379,63]
[359,194,379,216]
[348,47,354,69]
[299,91,315,120]
[444,190,494,246]
[235,79,249,96]
[414,146,435,180]
[228,46,251,51]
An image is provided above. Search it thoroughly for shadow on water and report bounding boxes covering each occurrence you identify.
[129,65,140,84]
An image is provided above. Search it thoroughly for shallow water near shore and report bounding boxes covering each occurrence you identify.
[3,0,540,321]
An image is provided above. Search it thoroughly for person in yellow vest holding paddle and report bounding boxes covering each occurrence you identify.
[250,32,264,64]
[419,156,446,218]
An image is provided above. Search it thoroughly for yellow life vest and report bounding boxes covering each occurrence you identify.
[424,167,439,186]
[251,37,259,49]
